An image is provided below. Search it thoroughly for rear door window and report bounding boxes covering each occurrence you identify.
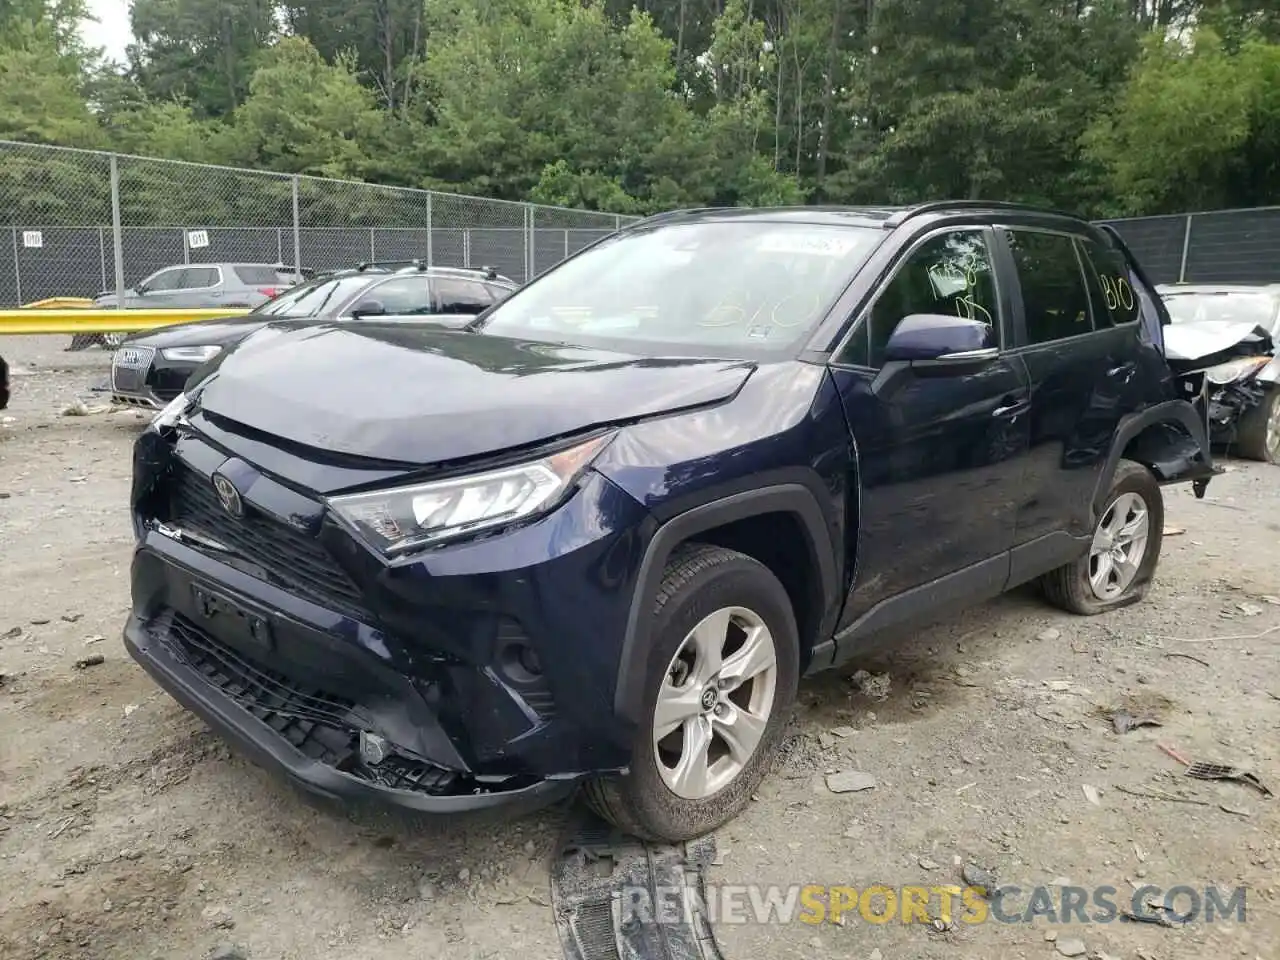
[1078,238,1140,327]
[1006,230,1094,344]
[435,278,494,314]
[234,265,284,285]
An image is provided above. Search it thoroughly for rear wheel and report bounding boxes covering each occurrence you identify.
[585,544,798,842]
[1042,459,1164,615]
[1236,388,1280,464]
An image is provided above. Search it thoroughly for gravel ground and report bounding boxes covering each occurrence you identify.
[1,334,1277,960]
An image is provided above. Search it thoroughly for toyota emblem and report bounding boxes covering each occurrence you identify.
[212,473,243,518]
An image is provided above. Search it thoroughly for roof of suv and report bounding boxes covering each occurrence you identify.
[623,200,1089,231]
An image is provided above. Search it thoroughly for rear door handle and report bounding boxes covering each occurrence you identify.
[1108,361,1137,379]
[993,395,1030,418]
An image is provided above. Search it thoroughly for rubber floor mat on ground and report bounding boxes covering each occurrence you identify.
[550,807,725,960]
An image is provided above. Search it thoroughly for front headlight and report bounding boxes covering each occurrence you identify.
[161,345,222,363]
[1205,355,1270,385]
[151,392,189,430]
[327,432,615,557]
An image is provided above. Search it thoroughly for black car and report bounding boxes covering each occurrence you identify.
[123,203,1216,842]
[108,262,517,409]
[0,353,8,410]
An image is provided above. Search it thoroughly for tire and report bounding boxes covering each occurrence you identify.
[585,544,799,842]
[1041,459,1164,616]
[1235,388,1280,464]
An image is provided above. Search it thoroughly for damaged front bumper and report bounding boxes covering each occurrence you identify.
[124,602,580,814]
[122,424,649,817]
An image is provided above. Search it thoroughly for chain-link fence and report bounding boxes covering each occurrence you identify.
[6,137,1275,308]
[1098,207,1280,285]
[0,140,635,307]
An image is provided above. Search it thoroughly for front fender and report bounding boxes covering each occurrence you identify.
[611,483,840,724]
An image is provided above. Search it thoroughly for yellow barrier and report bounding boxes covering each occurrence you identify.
[0,307,252,336]
[22,297,97,309]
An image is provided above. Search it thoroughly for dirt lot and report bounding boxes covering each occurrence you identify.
[1,334,1277,960]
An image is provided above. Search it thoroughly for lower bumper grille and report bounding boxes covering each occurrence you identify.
[113,393,161,409]
[166,609,362,764]
[159,610,459,794]
[168,461,372,621]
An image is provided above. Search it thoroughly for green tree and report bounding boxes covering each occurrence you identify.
[228,36,386,180]
[280,0,425,112]
[829,0,1142,211]
[1084,29,1280,214]
[128,0,275,117]
[0,0,99,146]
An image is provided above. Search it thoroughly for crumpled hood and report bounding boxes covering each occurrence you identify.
[1163,320,1273,363]
[194,323,755,464]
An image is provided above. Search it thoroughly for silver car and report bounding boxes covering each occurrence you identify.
[70,263,310,351]
[93,262,310,310]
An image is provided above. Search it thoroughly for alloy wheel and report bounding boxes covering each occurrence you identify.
[652,606,778,800]
[1088,491,1150,601]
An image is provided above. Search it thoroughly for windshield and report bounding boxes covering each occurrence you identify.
[252,275,373,318]
[1163,291,1279,332]
[475,221,885,356]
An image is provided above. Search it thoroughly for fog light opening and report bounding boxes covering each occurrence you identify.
[498,641,543,684]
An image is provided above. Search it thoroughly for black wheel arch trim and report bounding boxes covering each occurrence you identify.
[1092,399,1216,515]
[614,483,840,723]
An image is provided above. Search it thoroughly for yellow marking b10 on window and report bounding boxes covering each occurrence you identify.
[1099,274,1136,312]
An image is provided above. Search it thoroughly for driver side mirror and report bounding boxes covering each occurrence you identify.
[883,313,996,372]
[350,299,386,319]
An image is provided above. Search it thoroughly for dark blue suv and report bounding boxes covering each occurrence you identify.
[124,203,1217,842]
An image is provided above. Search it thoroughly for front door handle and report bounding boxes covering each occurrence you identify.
[1108,361,1137,379]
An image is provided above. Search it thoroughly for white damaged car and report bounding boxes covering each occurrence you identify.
[1159,283,1280,464]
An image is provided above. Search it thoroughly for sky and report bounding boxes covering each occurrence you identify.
[80,0,133,63]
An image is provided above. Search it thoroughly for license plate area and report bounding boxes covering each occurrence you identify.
[111,346,154,391]
[111,367,145,392]
[191,583,273,654]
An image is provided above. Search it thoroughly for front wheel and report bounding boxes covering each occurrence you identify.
[1041,459,1164,615]
[585,544,799,842]
[1236,388,1280,464]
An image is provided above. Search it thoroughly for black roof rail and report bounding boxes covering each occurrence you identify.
[355,259,427,272]
[430,264,511,282]
[884,200,1085,228]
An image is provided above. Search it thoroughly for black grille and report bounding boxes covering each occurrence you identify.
[159,610,459,795]
[168,461,372,621]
